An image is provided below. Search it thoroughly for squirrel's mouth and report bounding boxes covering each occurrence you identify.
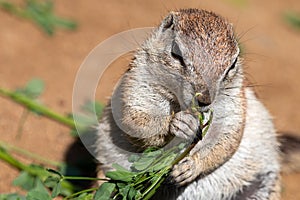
[197,109,213,141]
[195,91,212,107]
[193,91,213,112]
[189,92,214,142]
[197,101,212,112]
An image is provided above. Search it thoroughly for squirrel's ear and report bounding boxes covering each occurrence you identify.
[161,12,175,30]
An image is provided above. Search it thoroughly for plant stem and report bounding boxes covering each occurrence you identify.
[0,1,30,19]
[63,176,109,182]
[63,187,98,200]
[0,87,81,129]
[0,144,75,192]
[0,141,61,167]
[0,146,30,172]
[171,143,195,166]
[141,110,213,199]
[16,109,30,139]
[142,172,167,200]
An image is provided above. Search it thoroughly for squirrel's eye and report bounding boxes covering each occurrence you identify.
[171,41,187,68]
[224,57,238,78]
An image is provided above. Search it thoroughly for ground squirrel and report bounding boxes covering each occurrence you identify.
[95,9,281,199]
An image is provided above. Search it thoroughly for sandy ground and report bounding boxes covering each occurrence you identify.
[0,0,300,199]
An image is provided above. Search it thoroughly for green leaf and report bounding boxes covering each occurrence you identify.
[132,156,156,171]
[128,154,139,163]
[94,182,116,200]
[26,179,51,200]
[25,190,51,200]
[44,171,73,197]
[119,185,130,198]
[43,176,60,188]
[16,79,44,99]
[112,163,130,172]
[0,2,15,12]
[51,181,62,198]
[24,79,44,98]
[52,16,77,30]
[0,193,25,200]
[128,186,137,200]
[105,170,135,182]
[143,149,162,157]
[151,154,176,171]
[116,182,126,189]
[134,190,143,200]
[0,0,77,35]
[178,143,186,150]
[95,110,213,200]
[13,171,36,191]
[284,11,300,30]
[72,193,94,200]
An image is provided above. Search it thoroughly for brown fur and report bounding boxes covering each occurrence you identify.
[95,9,281,199]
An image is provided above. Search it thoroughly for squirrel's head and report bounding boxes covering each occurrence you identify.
[137,9,242,110]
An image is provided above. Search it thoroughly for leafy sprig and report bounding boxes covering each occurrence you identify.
[0,81,103,199]
[96,93,213,200]
[0,0,77,35]
[0,80,104,136]
[284,10,300,31]
[0,145,75,198]
[0,82,213,199]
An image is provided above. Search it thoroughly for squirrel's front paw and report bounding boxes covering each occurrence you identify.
[170,111,199,141]
[171,155,200,186]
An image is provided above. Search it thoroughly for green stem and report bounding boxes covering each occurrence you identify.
[141,110,213,199]
[63,187,98,200]
[0,145,76,193]
[0,146,31,172]
[16,109,30,139]
[142,169,169,200]
[132,174,153,187]
[171,111,213,166]
[63,176,109,182]
[0,1,31,19]
[0,141,61,167]
[0,87,81,129]
[171,144,195,166]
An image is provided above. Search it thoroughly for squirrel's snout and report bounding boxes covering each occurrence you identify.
[196,89,211,107]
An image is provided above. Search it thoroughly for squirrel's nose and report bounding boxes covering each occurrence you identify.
[196,89,211,107]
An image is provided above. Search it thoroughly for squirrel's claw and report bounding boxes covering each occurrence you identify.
[171,156,200,186]
[170,111,199,141]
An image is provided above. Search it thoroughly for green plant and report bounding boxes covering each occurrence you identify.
[94,94,213,200]
[0,0,77,35]
[0,144,75,198]
[0,82,212,199]
[284,10,300,30]
[0,80,103,134]
[0,80,104,199]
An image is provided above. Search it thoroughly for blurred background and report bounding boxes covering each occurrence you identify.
[0,0,299,199]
